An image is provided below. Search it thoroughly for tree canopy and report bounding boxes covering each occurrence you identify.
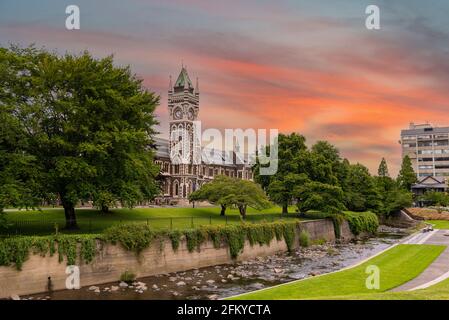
[189,175,271,218]
[421,191,449,207]
[0,46,160,229]
[254,134,414,217]
[378,158,390,177]
[397,155,417,191]
[254,133,307,213]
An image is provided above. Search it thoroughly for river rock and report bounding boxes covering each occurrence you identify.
[119,282,128,288]
[176,281,186,286]
[208,294,218,300]
[94,289,101,293]
[169,277,177,282]
[111,286,119,292]
[251,283,264,289]
[152,284,158,290]
[206,279,215,285]
[89,286,100,291]
[10,294,20,300]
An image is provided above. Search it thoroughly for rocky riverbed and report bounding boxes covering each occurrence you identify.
[20,227,408,300]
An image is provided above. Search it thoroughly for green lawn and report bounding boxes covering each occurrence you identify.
[428,220,449,229]
[329,276,449,300]
[230,244,445,300]
[2,206,302,235]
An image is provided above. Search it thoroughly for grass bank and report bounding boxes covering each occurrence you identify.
[328,276,449,300]
[428,220,449,229]
[230,244,445,300]
[1,206,301,235]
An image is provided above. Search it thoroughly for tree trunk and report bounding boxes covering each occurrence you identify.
[220,204,226,216]
[63,202,79,230]
[282,203,288,214]
[238,205,247,219]
[101,205,109,214]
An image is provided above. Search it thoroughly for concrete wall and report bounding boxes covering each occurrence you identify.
[0,219,353,298]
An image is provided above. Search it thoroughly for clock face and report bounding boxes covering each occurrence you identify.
[174,107,182,120]
[187,108,194,120]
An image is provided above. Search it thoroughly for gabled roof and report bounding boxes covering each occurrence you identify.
[152,137,251,167]
[417,176,445,185]
[174,67,193,89]
[412,175,448,189]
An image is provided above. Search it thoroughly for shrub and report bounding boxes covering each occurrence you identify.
[168,230,182,251]
[299,230,310,247]
[103,224,154,253]
[343,211,379,235]
[120,270,136,283]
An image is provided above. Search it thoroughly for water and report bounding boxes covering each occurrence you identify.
[23,228,408,300]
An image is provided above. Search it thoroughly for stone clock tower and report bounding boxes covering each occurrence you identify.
[167,66,200,199]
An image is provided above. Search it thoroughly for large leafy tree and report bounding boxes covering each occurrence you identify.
[188,175,234,215]
[0,46,160,229]
[254,133,307,214]
[397,155,417,191]
[342,163,382,212]
[295,181,346,215]
[374,175,413,216]
[189,175,271,218]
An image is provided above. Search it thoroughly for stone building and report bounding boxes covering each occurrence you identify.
[153,67,253,205]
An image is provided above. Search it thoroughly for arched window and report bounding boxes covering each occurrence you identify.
[173,181,179,196]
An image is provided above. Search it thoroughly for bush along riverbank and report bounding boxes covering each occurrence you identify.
[0,212,379,271]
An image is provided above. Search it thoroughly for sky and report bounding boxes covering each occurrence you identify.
[1,0,449,176]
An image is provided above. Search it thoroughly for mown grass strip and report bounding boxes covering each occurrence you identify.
[231,244,445,300]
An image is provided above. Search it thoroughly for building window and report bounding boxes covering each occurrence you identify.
[436,165,449,169]
[173,181,179,196]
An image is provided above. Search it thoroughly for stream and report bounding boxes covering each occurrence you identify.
[23,226,408,300]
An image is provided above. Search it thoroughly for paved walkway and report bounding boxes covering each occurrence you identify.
[392,229,449,291]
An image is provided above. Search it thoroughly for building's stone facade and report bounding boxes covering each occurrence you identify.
[153,67,253,205]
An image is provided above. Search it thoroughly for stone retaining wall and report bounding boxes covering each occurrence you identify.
[0,219,354,298]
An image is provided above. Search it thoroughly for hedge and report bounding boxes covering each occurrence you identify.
[343,211,379,235]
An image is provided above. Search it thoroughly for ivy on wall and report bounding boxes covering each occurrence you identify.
[0,235,98,270]
[1,217,376,271]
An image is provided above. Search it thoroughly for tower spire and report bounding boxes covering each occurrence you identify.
[195,77,199,96]
[168,75,173,92]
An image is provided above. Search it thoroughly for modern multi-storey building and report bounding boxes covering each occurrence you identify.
[400,122,449,179]
[152,67,253,205]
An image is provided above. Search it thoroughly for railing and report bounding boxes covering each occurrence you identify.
[1,214,301,236]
